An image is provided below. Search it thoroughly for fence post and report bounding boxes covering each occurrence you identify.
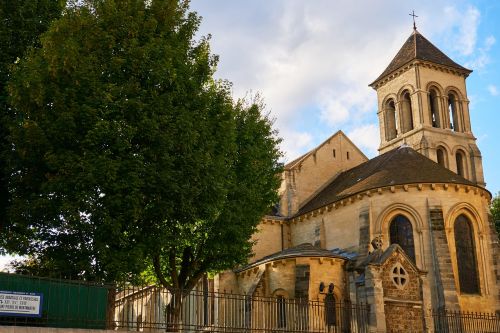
[105,285,116,330]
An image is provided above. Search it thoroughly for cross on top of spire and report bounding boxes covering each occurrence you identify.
[409,10,418,30]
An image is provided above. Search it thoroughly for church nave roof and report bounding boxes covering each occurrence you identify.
[296,146,476,216]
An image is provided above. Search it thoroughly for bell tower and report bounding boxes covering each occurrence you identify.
[370,28,485,187]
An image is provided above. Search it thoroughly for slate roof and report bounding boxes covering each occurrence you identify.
[355,244,419,272]
[296,146,477,216]
[235,243,356,273]
[370,29,472,86]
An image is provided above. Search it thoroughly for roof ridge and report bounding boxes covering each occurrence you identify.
[413,29,418,57]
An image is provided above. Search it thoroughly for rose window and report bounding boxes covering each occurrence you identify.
[391,264,408,289]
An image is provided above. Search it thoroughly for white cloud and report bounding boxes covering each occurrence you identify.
[465,35,496,70]
[347,124,380,157]
[280,130,314,162]
[318,86,374,127]
[485,35,496,49]
[488,85,499,96]
[191,0,483,159]
[442,6,480,56]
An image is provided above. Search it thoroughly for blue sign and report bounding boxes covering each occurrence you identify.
[0,290,43,317]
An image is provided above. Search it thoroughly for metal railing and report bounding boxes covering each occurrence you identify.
[433,309,500,333]
[112,286,370,332]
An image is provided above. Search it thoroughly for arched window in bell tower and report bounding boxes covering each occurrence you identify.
[429,89,440,128]
[385,99,397,141]
[436,146,447,167]
[401,91,414,133]
[448,93,461,132]
[456,149,466,177]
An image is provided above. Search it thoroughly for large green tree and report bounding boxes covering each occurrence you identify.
[4,0,282,290]
[0,0,65,250]
[491,192,500,239]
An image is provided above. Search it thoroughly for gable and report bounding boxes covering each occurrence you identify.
[279,131,367,216]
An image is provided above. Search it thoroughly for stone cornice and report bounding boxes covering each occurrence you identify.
[370,60,470,90]
[287,183,490,225]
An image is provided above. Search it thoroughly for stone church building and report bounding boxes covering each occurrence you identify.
[215,28,500,332]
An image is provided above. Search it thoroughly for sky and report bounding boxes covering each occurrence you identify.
[1,0,499,271]
[189,0,500,195]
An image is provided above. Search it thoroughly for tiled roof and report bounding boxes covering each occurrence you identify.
[235,243,356,272]
[296,146,476,216]
[371,30,471,86]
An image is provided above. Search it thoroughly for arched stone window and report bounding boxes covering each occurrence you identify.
[385,99,397,141]
[454,214,480,294]
[455,149,466,177]
[429,88,440,128]
[389,215,416,263]
[436,147,447,167]
[401,91,414,133]
[448,93,461,132]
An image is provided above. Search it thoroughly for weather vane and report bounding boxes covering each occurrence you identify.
[409,10,418,30]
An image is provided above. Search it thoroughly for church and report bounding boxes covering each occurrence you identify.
[215,27,500,332]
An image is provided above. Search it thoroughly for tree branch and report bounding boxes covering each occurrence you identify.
[168,250,179,289]
[152,253,172,292]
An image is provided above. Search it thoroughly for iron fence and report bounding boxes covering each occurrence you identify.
[112,286,370,332]
[0,273,369,332]
[433,309,500,333]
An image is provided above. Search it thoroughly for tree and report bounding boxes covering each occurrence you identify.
[491,192,500,239]
[4,0,282,297]
[0,0,65,252]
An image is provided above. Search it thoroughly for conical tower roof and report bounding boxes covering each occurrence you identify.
[370,29,472,86]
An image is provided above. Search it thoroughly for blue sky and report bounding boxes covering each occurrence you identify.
[190,0,500,196]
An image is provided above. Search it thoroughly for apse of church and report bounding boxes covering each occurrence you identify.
[216,27,500,332]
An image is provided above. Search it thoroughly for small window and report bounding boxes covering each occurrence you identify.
[391,264,409,289]
[401,91,414,133]
[324,293,336,327]
[437,148,446,167]
[429,89,440,128]
[332,149,336,158]
[448,93,461,132]
[277,296,286,328]
[384,99,398,140]
[456,150,465,177]
[346,152,350,160]
[244,296,252,328]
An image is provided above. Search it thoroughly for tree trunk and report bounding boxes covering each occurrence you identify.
[165,289,184,332]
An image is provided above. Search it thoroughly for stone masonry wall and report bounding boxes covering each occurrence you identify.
[382,255,420,302]
[382,252,424,332]
[429,208,460,310]
[384,303,424,333]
